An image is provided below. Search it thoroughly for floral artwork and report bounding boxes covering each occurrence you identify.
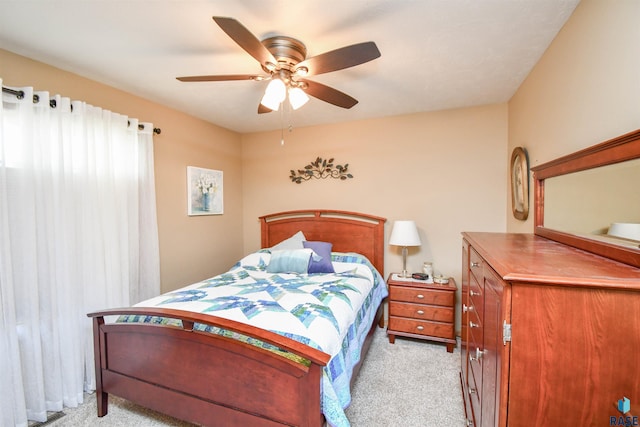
[289,157,353,184]
[187,166,223,216]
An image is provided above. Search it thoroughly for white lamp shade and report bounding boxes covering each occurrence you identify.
[608,223,640,241]
[389,220,421,246]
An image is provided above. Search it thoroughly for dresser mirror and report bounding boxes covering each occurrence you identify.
[532,129,640,267]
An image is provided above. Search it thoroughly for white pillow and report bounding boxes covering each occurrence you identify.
[270,231,307,250]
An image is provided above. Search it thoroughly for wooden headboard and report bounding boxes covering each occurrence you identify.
[259,210,387,275]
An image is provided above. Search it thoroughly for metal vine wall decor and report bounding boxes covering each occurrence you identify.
[289,157,353,184]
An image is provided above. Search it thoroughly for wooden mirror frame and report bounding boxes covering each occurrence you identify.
[532,128,640,268]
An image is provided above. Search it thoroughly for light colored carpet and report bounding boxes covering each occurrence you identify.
[345,328,465,426]
[47,327,465,426]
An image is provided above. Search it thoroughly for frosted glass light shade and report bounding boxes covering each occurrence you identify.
[288,87,309,110]
[260,79,286,111]
[389,220,421,246]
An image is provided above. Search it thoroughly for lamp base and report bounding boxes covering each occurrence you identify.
[400,246,410,278]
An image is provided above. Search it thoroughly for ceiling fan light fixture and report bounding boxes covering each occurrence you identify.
[261,78,286,111]
[288,87,309,110]
[260,92,281,111]
[265,78,286,97]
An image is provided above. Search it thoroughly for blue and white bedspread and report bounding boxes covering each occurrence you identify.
[127,250,388,427]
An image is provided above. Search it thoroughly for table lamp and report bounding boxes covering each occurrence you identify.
[389,220,421,278]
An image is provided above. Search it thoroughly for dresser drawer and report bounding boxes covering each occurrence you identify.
[388,317,454,339]
[469,247,484,285]
[389,301,454,322]
[468,356,482,427]
[467,307,483,347]
[468,345,484,406]
[389,286,454,306]
[469,274,484,317]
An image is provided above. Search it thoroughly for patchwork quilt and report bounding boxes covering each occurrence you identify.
[122,250,388,427]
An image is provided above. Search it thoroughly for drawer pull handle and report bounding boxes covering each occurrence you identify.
[416,310,424,315]
[463,304,474,312]
[470,348,485,362]
[416,325,424,331]
[469,321,479,328]
[471,262,480,267]
[470,290,480,297]
[416,294,424,299]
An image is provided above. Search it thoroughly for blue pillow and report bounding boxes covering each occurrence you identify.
[303,241,335,274]
[266,249,313,274]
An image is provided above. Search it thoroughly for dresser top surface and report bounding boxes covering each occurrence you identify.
[463,232,640,290]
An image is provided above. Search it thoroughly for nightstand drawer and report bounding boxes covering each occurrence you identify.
[389,301,454,322]
[389,286,454,306]
[388,317,454,339]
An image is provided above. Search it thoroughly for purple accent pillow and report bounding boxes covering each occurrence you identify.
[303,241,335,274]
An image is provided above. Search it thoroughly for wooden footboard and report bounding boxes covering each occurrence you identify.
[89,307,331,427]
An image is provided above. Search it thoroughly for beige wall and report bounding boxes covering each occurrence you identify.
[0,49,244,293]
[241,105,508,306]
[507,0,640,233]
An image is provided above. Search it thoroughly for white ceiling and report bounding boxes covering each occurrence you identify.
[0,0,580,133]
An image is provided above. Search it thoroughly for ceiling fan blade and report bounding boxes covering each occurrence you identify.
[300,80,358,109]
[212,16,277,67]
[258,103,272,114]
[176,74,262,82]
[295,41,381,76]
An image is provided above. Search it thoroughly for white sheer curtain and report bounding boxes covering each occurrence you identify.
[0,79,160,427]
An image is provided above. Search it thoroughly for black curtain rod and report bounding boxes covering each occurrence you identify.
[2,86,25,99]
[2,86,161,135]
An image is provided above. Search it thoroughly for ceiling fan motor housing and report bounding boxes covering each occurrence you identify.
[261,36,307,71]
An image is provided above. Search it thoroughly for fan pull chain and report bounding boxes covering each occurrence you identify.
[278,98,295,146]
[280,104,285,145]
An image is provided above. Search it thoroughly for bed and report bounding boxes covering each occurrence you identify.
[88,209,387,427]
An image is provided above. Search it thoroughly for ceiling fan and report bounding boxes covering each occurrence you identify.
[177,16,381,114]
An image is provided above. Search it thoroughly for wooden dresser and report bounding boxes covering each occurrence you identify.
[460,232,640,427]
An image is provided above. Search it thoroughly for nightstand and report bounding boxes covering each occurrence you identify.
[386,273,457,352]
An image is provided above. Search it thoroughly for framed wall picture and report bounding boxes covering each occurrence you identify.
[187,166,223,216]
[510,147,529,220]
